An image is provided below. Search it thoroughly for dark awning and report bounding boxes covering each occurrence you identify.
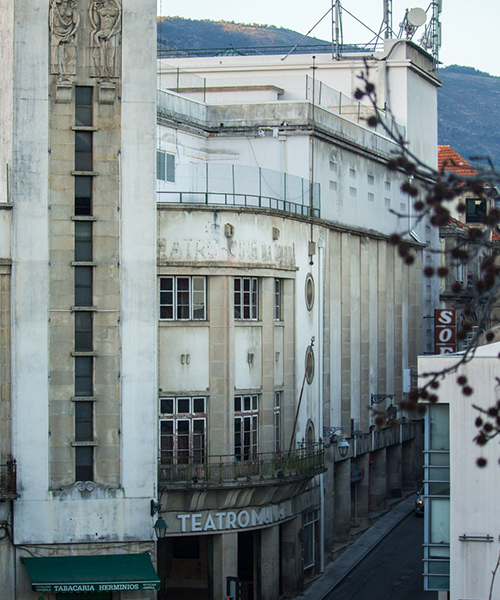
[23,553,161,593]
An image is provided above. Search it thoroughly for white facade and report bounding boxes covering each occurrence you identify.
[420,342,500,598]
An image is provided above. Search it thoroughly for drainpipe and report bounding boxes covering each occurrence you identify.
[318,237,326,573]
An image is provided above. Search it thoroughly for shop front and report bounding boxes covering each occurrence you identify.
[22,553,160,599]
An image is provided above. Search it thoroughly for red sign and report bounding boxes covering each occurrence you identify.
[435,309,457,354]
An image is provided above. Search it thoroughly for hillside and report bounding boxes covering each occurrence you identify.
[157,16,329,56]
[158,18,500,168]
[438,65,500,168]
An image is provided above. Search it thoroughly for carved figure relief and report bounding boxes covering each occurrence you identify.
[89,0,122,79]
[49,0,80,80]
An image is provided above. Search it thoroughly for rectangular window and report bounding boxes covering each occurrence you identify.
[75,221,92,262]
[274,391,282,453]
[159,396,206,464]
[157,150,175,183]
[75,356,93,396]
[274,279,282,321]
[75,446,93,482]
[75,312,93,352]
[303,509,319,570]
[234,277,258,320]
[234,394,259,460]
[466,198,486,223]
[75,266,93,306]
[75,86,93,127]
[159,276,206,321]
[75,131,93,172]
[75,176,92,216]
[75,401,93,441]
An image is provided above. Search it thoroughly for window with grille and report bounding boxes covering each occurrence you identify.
[234,277,258,320]
[159,396,206,465]
[159,276,206,321]
[234,394,259,460]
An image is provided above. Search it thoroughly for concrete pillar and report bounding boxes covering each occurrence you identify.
[402,435,423,489]
[212,532,238,600]
[333,458,351,542]
[387,443,403,496]
[281,517,302,597]
[260,525,280,600]
[354,454,370,525]
[369,447,387,511]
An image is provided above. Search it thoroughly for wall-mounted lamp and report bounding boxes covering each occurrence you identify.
[370,393,395,405]
[337,437,350,459]
[387,404,399,420]
[247,352,254,365]
[153,516,168,540]
[150,499,162,517]
[323,426,350,457]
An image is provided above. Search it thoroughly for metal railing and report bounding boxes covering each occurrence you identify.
[157,162,321,218]
[158,443,324,488]
[157,190,320,218]
[0,459,17,497]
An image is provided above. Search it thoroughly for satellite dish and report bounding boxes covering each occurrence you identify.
[407,7,427,27]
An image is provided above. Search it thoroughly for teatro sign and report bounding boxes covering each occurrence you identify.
[174,501,294,534]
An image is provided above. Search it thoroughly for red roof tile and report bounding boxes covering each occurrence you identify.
[438,145,478,177]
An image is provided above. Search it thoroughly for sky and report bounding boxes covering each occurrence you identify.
[157,0,500,77]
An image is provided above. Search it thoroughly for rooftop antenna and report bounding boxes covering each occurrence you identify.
[399,7,427,40]
[332,0,343,60]
[419,0,442,71]
[383,0,393,39]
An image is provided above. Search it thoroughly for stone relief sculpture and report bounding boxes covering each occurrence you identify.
[89,0,122,79]
[49,0,80,80]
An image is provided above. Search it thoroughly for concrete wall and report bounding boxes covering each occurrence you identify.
[10,0,158,548]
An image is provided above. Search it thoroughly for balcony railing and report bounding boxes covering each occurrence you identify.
[157,190,320,218]
[0,459,17,498]
[159,443,325,489]
[157,162,321,218]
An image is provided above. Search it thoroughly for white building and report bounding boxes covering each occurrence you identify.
[420,342,500,600]
[0,4,439,599]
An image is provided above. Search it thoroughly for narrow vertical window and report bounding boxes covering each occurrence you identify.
[75,131,93,172]
[75,447,93,482]
[74,266,93,306]
[75,401,93,441]
[75,86,93,127]
[234,394,259,460]
[75,176,92,216]
[75,221,92,262]
[274,391,282,453]
[75,356,93,396]
[274,279,282,321]
[75,312,93,352]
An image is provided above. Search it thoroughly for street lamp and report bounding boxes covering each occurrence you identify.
[153,516,168,540]
[337,437,350,458]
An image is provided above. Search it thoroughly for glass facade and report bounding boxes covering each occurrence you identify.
[424,403,450,591]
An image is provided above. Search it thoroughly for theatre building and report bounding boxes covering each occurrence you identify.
[0,1,437,599]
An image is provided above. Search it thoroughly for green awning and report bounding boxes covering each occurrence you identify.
[23,553,160,593]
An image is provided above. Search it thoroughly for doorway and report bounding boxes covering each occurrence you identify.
[238,530,260,600]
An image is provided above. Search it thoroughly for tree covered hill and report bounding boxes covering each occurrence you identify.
[158,18,500,168]
[438,65,500,168]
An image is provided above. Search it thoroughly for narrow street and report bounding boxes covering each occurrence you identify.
[326,513,437,600]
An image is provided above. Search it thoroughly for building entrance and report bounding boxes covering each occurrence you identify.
[158,535,210,600]
[238,530,260,600]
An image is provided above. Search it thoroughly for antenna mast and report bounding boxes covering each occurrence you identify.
[383,0,393,39]
[332,0,343,60]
